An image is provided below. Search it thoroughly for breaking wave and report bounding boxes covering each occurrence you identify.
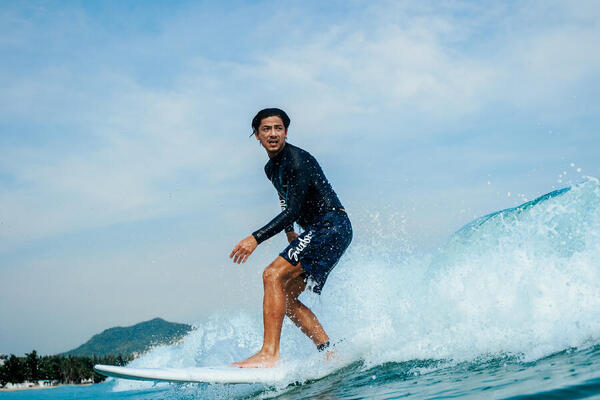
[112,177,600,396]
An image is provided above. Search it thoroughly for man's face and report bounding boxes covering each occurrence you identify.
[255,116,287,156]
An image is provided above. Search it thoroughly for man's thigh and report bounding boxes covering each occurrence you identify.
[285,269,307,301]
[265,256,306,283]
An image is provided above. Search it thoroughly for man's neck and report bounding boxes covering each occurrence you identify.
[267,142,286,159]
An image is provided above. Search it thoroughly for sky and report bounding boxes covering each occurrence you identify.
[1,0,599,355]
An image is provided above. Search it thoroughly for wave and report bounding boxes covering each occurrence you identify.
[112,177,600,394]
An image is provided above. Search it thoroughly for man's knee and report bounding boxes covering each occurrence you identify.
[262,258,292,285]
[262,265,280,285]
[263,257,304,287]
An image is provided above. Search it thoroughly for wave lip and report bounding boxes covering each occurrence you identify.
[424,177,600,361]
[112,177,600,395]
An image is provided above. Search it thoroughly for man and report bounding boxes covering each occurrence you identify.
[230,108,352,368]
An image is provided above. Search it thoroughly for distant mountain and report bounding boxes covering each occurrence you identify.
[62,318,193,357]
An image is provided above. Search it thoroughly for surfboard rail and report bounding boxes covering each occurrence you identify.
[93,364,288,384]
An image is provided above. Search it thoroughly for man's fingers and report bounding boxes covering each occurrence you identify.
[231,246,240,262]
[233,249,246,264]
[230,243,243,259]
[230,235,259,263]
[230,239,255,264]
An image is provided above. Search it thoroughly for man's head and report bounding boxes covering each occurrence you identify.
[252,108,290,157]
[251,108,290,133]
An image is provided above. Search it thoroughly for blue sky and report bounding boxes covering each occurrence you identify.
[1,0,599,355]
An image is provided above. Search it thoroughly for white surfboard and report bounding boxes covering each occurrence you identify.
[94,364,289,384]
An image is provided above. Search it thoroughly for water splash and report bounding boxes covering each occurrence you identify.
[112,177,600,394]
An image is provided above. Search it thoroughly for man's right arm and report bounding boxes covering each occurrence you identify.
[279,194,294,234]
[252,162,310,244]
[280,195,298,243]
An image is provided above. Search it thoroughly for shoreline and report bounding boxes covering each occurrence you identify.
[0,383,94,392]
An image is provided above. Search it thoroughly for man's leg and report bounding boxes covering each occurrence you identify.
[233,256,305,368]
[284,273,330,347]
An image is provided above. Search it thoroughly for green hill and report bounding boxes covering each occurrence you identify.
[62,317,193,357]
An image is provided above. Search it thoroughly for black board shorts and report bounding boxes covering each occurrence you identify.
[280,210,352,294]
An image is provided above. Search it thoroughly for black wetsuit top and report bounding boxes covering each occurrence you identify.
[252,143,344,244]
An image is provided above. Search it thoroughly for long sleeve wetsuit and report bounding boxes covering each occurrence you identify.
[252,143,344,244]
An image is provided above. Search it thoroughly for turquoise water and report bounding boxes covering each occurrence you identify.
[2,346,600,399]
[3,177,600,399]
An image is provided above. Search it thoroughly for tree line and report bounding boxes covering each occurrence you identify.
[0,350,134,387]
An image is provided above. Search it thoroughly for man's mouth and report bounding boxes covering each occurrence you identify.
[268,140,278,146]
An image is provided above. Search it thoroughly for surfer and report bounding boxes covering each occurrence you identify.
[230,108,352,368]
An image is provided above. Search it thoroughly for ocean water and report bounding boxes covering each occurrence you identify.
[3,177,600,400]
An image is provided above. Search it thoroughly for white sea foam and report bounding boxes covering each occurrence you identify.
[112,177,600,393]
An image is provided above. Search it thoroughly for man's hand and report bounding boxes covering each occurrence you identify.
[230,235,258,264]
[286,231,299,243]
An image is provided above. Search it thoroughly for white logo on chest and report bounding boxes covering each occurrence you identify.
[288,231,314,262]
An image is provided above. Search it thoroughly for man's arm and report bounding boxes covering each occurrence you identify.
[229,194,297,263]
[229,200,296,263]
[251,163,309,244]
[279,194,295,234]
[280,194,298,243]
[230,235,258,264]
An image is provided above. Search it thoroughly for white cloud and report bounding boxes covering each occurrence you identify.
[1,0,599,354]
[2,0,599,248]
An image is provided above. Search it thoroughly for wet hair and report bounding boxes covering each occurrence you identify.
[251,108,291,133]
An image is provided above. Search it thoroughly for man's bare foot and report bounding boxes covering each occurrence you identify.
[232,352,279,368]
